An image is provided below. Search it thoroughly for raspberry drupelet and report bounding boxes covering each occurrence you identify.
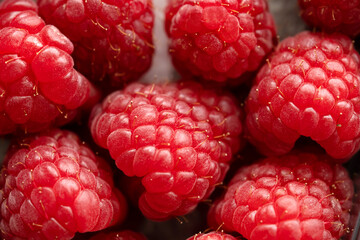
[165,0,277,84]
[298,0,360,38]
[89,81,244,220]
[0,0,91,135]
[0,129,126,239]
[245,31,360,160]
[37,0,154,88]
[208,151,354,240]
[187,231,238,240]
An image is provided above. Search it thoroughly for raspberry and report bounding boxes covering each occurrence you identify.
[89,81,244,220]
[0,129,126,239]
[0,0,91,135]
[298,0,360,38]
[245,31,360,160]
[187,231,237,240]
[208,152,354,240]
[90,230,147,240]
[165,0,276,84]
[37,0,154,87]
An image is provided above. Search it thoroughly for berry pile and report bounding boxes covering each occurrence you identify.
[0,0,359,239]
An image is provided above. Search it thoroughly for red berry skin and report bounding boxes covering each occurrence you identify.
[298,0,360,38]
[165,0,277,84]
[186,231,237,240]
[245,31,360,160]
[90,230,147,240]
[90,81,245,220]
[208,151,354,240]
[0,129,126,240]
[0,0,91,135]
[37,0,154,88]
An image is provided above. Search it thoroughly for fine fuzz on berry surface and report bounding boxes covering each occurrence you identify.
[0,0,91,135]
[186,231,237,240]
[0,129,126,239]
[38,0,154,87]
[245,31,360,160]
[90,230,147,240]
[298,0,360,38]
[90,81,244,220]
[208,152,354,240]
[165,0,276,84]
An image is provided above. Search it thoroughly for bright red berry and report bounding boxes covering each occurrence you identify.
[245,31,360,160]
[90,81,244,220]
[298,0,360,38]
[187,231,237,240]
[208,151,354,240]
[0,0,91,135]
[0,129,126,239]
[90,230,147,240]
[165,0,277,84]
[37,0,154,87]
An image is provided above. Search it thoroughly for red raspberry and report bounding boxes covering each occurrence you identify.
[89,81,244,220]
[90,230,147,240]
[165,0,277,84]
[0,129,126,239]
[245,31,360,160]
[0,0,91,135]
[37,0,154,87]
[208,152,354,240]
[187,231,237,240]
[298,0,360,38]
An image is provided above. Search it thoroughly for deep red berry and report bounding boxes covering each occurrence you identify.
[0,0,91,135]
[37,0,154,87]
[245,31,360,160]
[208,151,354,240]
[90,81,244,220]
[187,231,237,240]
[298,0,360,38]
[0,129,126,239]
[90,230,147,240]
[165,0,277,84]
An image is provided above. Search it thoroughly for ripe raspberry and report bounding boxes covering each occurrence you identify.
[90,81,244,220]
[245,31,360,160]
[208,152,354,240]
[165,0,276,84]
[0,0,91,135]
[187,231,237,240]
[37,0,154,87]
[90,230,147,240]
[0,129,126,239]
[298,0,360,38]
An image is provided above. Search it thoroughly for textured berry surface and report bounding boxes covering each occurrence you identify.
[0,0,91,135]
[165,0,276,84]
[208,152,354,240]
[38,0,154,87]
[0,129,125,239]
[298,0,360,38]
[186,231,237,240]
[90,81,244,220]
[90,230,147,240]
[245,31,360,160]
